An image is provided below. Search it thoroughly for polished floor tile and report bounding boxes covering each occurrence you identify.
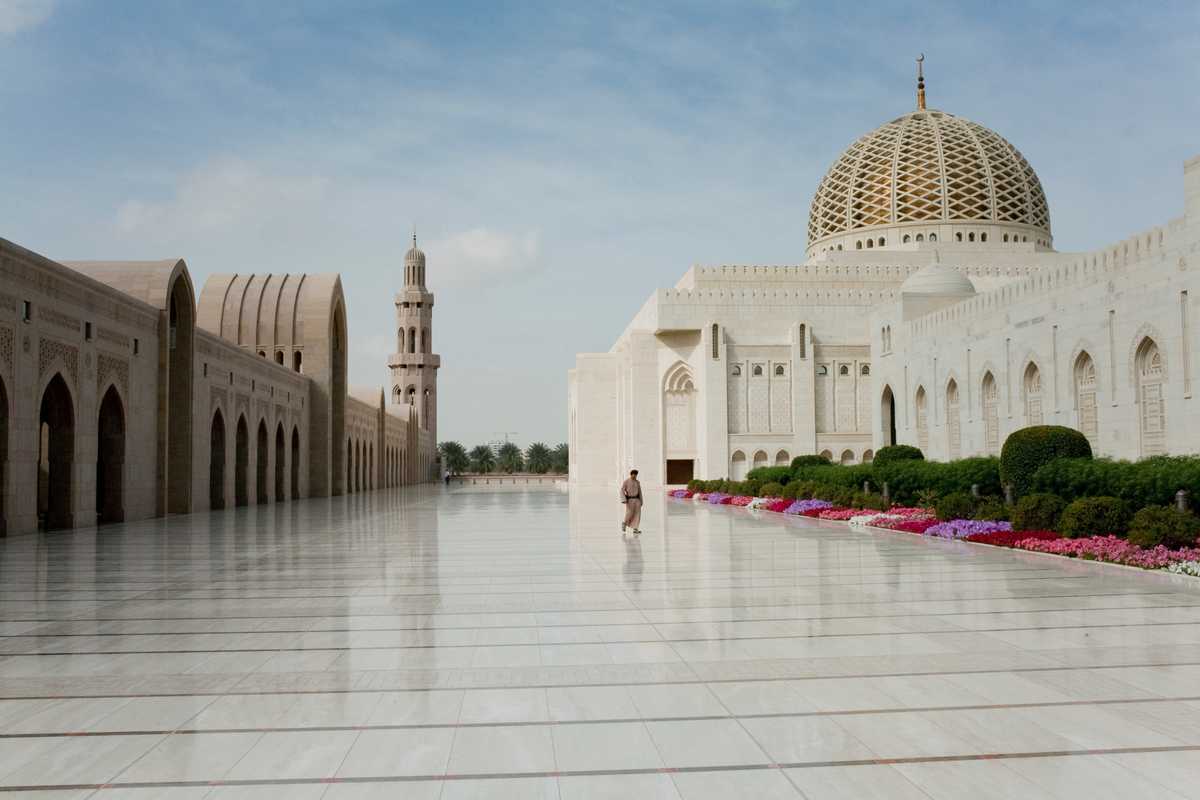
[0,485,1197,795]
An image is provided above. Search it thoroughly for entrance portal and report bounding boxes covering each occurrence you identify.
[666,459,694,485]
[210,410,226,509]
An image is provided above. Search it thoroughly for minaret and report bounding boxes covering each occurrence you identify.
[388,232,440,446]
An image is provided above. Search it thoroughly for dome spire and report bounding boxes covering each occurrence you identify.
[916,53,926,110]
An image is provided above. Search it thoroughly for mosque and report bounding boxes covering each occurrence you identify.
[569,64,1200,486]
[0,234,441,535]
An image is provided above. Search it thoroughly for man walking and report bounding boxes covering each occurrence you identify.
[620,469,643,535]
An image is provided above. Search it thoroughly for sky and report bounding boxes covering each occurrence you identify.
[2,0,1198,448]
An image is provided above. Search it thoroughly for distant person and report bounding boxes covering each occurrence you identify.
[443,470,451,486]
[620,469,642,535]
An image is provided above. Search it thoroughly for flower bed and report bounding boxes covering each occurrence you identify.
[963,530,1059,547]
[665,487,1197,578]
[1014,534,1200,569]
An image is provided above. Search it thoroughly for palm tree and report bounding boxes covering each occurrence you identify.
[468,445,495,474]
[439,441,469,475]
[550,443,569,474]
[497,441,524,474]
[525,442,552,474]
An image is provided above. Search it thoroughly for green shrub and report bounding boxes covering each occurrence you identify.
[873,445,925,469]
[760,482,785,498]
[687,479,702,492]
[873,457,1001,506]
[1011,493,1066,531]
[780,483,800,500]
[790,454,832,470]
[1127,506,1200,549]
[859,493,889,511]
[1059,496,1131,538]
[1000,426,1093,496]
[1031,456,1200,510]
[790,463,870,489]
[935,492,976,521]
[973,497,1010,521]
[746,466,792,485]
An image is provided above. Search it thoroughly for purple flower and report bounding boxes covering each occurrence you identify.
[783,499,834,515]
[924,519,1012,539]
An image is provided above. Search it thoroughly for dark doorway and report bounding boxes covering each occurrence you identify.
[38,374,75,530]
[274,423,285,502]
[256,421,269,504]
[96,386,125,524]
[346,439,352,493]
[881,385,897,447]
[210,410,226,509]
[666,459,694,485]
[235,416,249,507]
[291,427,300,499]
[167,281,194,513]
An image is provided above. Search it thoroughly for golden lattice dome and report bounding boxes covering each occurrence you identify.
[806,109,1051,254]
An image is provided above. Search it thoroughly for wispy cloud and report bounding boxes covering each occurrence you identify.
[428,228,541,288]
[0,0,54,36]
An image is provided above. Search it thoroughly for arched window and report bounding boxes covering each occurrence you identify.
[838,364,849,376]
[1136,337,1166,456]
[817,365,828,376]
[1023,362,1043,425]
[866,239,874,249]
[752,450,768,470]
[711,324,719,359]
[774,450,789,466]
[293,351,302,373]
[731,364,742,376]
[408,327,416,354]
[982,371,999,455]
[836,244,843,251]
[856,241,863,250]
[861,364,870,376]
[1003,234,1009,243]
[730,450,747,480]
[774,365,785,377]
[1074,351,1098,449]
[916,234,924,242]
[946,379,961,460]
[956,232,963,242]
[878,237,886,247]
[752,365,763,377]
[398,328,405,352]
[840,449,854,465]
[980,232,988,242]
[274,351,284,365]
[257,350,266,358]
[903,234,911,243]
[968,232,976,242]
[862,449,874,463]
[819,449,833,461]
[928,233,937,242]
[915,386,929,452]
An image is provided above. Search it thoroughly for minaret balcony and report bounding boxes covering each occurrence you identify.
[388,352,441,369]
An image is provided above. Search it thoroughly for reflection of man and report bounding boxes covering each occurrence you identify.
[620,469,642,535]
[623,536,644,593]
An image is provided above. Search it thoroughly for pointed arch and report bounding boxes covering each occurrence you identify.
[275,422,286,502]
[291,426,301,499]
[774,450,789,466]
[945,378,961,460]
[730,450,747,480]
[981,371,1000,455]
[96,385,126,524]
[880,384,897,446]
[914,385,929,452]
[840,449,855,465]
[752,450,768,470]
[1022,361,1043,425]
[256,420,269,504]
[1135,336,1166,456]
[235,415,249,507]
[38,373,75,530]
[210,409,226,510]
[1073,351,1098,449]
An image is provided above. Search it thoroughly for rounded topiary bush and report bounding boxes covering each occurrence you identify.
[790,454,832,470]
[747,466,792,485]
[935,492,976,521]
[759,482,785,498]
[1012,493,1066,532]
[1058,496,1130,538]
[1000,426,1093,497]
[1127,506,1200,549]
[780,482,800,500]
[873,445,924,469]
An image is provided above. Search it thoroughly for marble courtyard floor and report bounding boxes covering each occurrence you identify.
[1,487,1200,798]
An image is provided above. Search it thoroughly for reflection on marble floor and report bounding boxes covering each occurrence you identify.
[0,485,1199,798]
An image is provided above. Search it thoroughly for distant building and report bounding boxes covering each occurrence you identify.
[0,235,441,535]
